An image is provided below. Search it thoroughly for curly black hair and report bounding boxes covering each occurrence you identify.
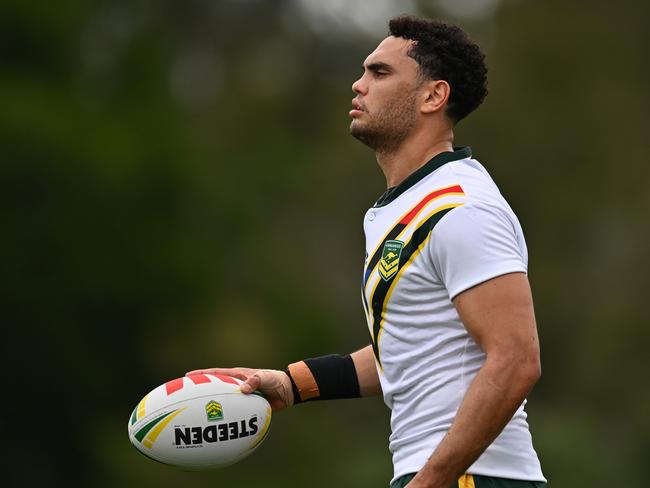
[389,15,488,123]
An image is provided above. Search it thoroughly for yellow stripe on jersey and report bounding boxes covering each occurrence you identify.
[369,202,464,365]
[376,232,430,356]
[363,186,464,296]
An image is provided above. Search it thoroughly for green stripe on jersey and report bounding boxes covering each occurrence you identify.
[370,207,454,364]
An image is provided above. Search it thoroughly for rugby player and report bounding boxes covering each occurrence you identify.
[189,15,546,488]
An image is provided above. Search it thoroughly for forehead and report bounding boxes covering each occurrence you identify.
[364,36,417,69]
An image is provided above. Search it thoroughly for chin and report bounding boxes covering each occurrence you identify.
[350,126,375,148]
[350,120,366,135]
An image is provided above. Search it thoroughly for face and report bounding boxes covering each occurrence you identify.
[350,36,422,153]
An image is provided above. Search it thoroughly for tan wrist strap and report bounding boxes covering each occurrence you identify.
[287,361,320,402]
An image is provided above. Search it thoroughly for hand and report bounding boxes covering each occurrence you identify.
[404,480,428,488]
[404,479,436,488]
[186,367,294,412]
[404,472,446,488]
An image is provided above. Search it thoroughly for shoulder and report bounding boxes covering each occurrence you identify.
[432,156,522,229]
[440,157,503,203]
[427,200,528,300]
[432,201,518,244]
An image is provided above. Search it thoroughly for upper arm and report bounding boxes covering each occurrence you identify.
[452,273,540,369]
[428,202,539,369]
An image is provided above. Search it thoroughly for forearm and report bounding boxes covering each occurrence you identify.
[351,345,382,397]
[411,354,540,487]
[186,348,380,412]
[288,344,381,403]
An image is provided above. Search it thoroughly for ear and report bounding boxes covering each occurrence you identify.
[420,80,450,115]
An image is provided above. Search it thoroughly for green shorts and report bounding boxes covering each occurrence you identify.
[390,473,546,488]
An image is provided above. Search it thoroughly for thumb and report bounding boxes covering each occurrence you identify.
[241,374,261,394]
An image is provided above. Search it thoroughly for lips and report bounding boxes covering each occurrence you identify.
[351,99,365,112]
[350,99,366,118]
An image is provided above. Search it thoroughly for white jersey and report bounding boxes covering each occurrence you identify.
[361,147,545,483]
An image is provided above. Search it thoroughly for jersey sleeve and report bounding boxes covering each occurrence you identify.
[428,203,528,300]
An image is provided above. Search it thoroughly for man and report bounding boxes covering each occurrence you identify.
[188,15,546,488]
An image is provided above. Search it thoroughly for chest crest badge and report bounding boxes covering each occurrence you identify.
[378,240,404,282]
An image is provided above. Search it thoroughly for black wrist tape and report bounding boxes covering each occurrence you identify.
[304,354,361,401]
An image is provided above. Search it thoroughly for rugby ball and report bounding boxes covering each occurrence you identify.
[128,374,272,469]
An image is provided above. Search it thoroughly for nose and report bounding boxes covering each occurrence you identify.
[352,75,366,95]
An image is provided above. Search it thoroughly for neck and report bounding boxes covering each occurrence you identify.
[376,125,454,188]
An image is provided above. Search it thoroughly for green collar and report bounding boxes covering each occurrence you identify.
[373,146,472,208]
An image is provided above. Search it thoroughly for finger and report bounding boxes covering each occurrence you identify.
[186,368,209,376]
[186,367,236,376]
[185,368,249,380]
[241,374,261,394]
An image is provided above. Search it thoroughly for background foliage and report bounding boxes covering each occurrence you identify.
[2,0,648,486]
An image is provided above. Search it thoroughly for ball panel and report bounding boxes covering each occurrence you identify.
[128,375,271,469]
[129,374,244,430]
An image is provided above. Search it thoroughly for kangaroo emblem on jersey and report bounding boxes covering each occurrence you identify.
[378,240,404,281]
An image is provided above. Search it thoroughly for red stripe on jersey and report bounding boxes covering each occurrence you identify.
[188,374,211,385]
[165,377,184,395]
[399,185,464,225]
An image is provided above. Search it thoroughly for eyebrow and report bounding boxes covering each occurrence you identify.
[363,62,393,73]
